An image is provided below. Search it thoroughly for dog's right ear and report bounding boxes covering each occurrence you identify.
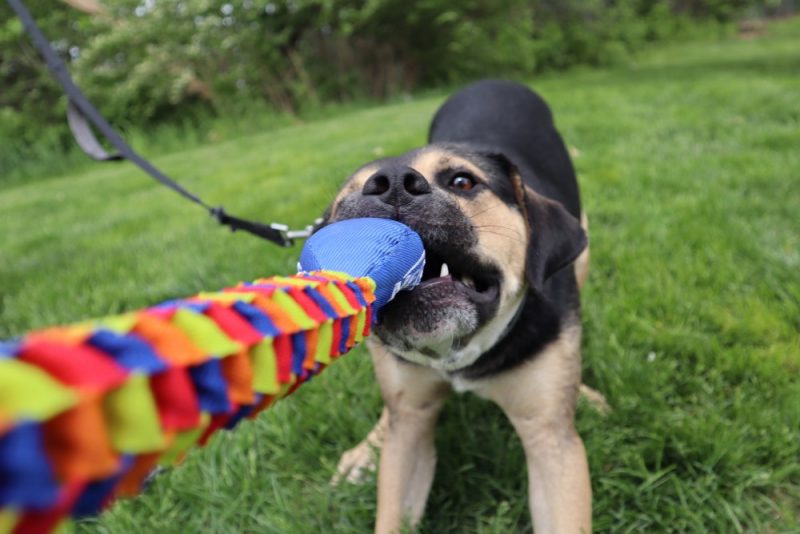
[524,189,587,292]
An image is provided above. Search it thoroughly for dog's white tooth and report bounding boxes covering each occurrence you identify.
[462,275,475,289]
[440,262,449,277]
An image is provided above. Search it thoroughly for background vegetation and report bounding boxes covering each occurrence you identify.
[0,0,796,183]
[0,13,798,532]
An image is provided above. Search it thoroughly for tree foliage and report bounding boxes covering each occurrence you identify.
[0,1,93,145]
[0,0,793,171]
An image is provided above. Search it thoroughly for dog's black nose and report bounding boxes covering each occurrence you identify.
[362,165,431,205]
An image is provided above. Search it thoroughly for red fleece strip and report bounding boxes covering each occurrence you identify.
[19,340,128,393]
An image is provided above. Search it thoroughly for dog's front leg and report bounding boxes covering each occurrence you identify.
[479,329,591,533]
[369,342,450,534]
[507,410,591,533]
[331,407,389,485]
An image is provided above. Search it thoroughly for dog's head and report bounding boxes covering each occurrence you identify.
[322,143,586,371]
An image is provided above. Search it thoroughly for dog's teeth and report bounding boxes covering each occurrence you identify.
[462,275,475,289]
[440,262,449,277]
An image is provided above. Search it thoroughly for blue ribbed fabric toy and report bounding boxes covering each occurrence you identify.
[299,218,426,312]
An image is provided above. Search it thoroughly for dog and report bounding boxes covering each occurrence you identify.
[320,79,593,533]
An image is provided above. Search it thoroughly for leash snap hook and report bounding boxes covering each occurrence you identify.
[272,217,325,242]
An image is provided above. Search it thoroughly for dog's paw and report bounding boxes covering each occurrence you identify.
[579,383,611,414]
[331,441,378,486]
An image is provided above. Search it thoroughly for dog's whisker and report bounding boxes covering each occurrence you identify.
[473,228,523,237]
[472,223,524,233]
[475,230,526,245]
[471,225,526,242]
[463,202,507,218]
[463,204,502,218]
[427,222,524,244]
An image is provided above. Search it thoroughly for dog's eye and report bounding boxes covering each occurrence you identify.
[449,174,476,191]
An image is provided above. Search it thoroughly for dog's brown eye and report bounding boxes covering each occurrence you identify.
[449,174,476,190]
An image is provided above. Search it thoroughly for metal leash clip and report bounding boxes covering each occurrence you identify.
[269,218,324,246]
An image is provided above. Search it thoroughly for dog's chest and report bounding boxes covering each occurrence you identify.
[437,370,498,400]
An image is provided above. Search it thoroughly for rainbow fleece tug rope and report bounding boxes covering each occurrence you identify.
[0,272,375,532]
[0,218,426,533]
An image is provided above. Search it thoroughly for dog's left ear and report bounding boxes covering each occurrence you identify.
[486,151,587,291]
[524,190,587,291]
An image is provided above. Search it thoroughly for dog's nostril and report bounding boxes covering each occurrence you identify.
[363,174,390,196]
[363,166,430,202]
[403,172,431,195]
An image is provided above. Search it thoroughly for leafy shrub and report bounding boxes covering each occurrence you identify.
[0,0,794,181]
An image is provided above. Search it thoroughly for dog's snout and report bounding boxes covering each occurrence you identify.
[362,165,431,205]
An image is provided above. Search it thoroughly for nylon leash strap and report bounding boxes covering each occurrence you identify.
[7,0,315,247]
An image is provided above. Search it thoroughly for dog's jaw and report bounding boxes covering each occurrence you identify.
[372,274,483,359]
[375,284,526,372]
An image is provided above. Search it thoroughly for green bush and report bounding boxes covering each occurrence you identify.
[0,0,794,183]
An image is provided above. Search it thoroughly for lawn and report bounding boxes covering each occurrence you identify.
[1,17,799,533]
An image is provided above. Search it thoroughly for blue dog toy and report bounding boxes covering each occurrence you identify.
[299,218,426,312]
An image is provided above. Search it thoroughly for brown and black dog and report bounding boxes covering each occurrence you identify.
[322,79,594,533]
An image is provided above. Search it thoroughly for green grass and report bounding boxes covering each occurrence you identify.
[2,17,799,533]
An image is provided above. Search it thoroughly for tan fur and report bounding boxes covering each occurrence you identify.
[511,171,532,234]
[408,148,486,182]
[332,407,389,485]
[575,213,590,291]
[470,324,591,533]
[368,340,451,533]
[457,191,527,296]
[329,164,379,220]
[579,384,610,414]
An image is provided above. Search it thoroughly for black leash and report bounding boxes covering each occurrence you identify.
[8,0,316,247]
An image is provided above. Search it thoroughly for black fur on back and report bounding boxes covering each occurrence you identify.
[428,79,581,219]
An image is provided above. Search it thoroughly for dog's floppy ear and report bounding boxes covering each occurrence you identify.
[524,190,587,291]
[485,151,586,291]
